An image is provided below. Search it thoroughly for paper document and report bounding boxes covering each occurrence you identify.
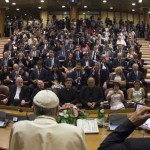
[77,119,99,133]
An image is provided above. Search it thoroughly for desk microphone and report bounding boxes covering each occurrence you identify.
[18,108,29,120]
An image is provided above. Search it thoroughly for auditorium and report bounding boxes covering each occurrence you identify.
[0,0,150,150]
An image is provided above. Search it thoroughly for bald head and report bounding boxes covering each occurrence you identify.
[87,77,95,88]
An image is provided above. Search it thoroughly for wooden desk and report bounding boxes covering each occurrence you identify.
[0,107,150,150]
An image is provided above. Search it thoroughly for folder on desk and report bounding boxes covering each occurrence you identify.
[108,114,127,131]
[0,112,9,128]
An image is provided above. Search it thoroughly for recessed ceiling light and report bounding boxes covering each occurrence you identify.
[139,0,142,3]
[12,2,16,5]
[62,5,65,8]
[110,7,113,10]
[64,12,67,14]
[5,0,9,3]
[132,9,135,11]
[38,6,42,9]
[16,8,20,11]
[40,0,44,2]
[132,3,136,6]
[7,16,9,17]
[84,6,87,8]
[83,13,86,15]
[148,11,150,14]
[103,0,107,3]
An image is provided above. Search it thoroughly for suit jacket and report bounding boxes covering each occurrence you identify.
[44,57,60,69]
[63,59,76,69]
[80,86,104,108]
[112,58,127,69]
[80,59,94,68]
[30,50,40,58]
[29,68,49,82]
[98,119,150,150]
[9,116,88,150]
[128,71,143,83]
[114,49,127,58]
[9,69,27,82]
[128,59,142,69]
[91,69,109,86]
[70,71,87,87]
[8,85,29,105]
[58,88,77,105]
[0,59,13,68]
[100,50,114,59]
[4,43,9,51]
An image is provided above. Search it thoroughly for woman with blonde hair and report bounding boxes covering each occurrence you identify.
[110,67,126,88]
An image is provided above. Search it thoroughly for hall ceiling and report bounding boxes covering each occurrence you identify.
[0,0,150,14]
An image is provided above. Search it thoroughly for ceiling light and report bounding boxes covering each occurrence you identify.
[132,9,135,11]
[83,13,86,15]
[40,0,44,2]
[148,11,150,14]
[24,14,27,16]
[16,8,20,11]
[139,0,142,3]
[12,2,16,5]
[103,0,107,3]
[38,6,42,9]
[64,12,67,14]
[110,7,113,10]
[132,3,136,6]
[62,5,65,8]
[5,0,9,3]
[84,6,87,8]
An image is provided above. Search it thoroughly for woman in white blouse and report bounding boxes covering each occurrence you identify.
[106,83,125,110]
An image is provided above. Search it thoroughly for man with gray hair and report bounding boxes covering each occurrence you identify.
[9,90,88,150]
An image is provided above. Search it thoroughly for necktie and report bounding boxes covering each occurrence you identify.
[38,69,41,78]
[93,52,96,60]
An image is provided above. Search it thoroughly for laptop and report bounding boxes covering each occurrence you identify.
[0,112,9,128]
[108,113,127,131]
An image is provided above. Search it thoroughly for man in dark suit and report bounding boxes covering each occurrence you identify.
[30,80,45,107]
[70,63,87,90]
[112,53,127,69]
[0,52,13,69]
[8,77,29,106]
[80,53,94,77]
[128,54,142,69]
[98,106,150,150]
[80,77,104,109]
[114,44,127,58]
[9,64,27,83]
[29,60,49,90]
[58,78,77,105]
[44,50,60,70]
[127,63,144,83]
[4,39,11,52]
[90,62,109,87]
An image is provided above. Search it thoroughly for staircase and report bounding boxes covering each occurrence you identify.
[0,38,8,59]
[137,38,150,84]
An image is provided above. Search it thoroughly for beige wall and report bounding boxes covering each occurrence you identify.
[40,11,48,27]
[0,8,6,37]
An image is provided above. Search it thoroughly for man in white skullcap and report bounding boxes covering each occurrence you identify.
[9,90,88,150]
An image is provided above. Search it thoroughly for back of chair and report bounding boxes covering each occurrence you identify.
[0,85,9,96]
